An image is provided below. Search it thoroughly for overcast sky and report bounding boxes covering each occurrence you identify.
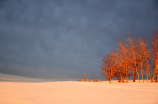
[0,0,158,80]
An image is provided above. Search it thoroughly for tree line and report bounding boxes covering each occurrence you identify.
[100,31,158,83]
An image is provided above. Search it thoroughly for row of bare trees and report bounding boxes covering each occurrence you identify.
[79,73,102,82]
[101,32,158,83]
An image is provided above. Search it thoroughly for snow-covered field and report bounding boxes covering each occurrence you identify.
[0,81,158,104]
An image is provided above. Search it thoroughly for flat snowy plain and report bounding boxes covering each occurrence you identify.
[0,80,158,104]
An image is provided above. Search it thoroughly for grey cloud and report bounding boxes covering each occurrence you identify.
[0,0,158,79]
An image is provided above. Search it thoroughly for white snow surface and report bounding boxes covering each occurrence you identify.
[0,81,158,104]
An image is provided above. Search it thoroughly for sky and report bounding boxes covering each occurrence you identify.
[0,0,158,80]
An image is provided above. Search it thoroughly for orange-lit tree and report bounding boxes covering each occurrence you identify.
[101,32,158,83]
[101,40,132,83]
[112,51,127,83]
[84,73,87,81]
[150,31,158,82]
[138,37,151,83]
[109,51,124,82]
[101,52,117,83]
[124,36,141,82]
[117,40,130,83]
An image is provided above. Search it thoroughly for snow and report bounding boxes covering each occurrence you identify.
[0,81,158,104]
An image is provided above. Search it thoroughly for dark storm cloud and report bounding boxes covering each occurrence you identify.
[0,0,158,79]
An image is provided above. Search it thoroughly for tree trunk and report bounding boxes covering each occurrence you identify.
[109,77,111,83]
[133,77,135,82]
[138,72,140,83]
[126,63,128,83]
[136,66,140,83]
[147,65,149,83]
[142,73,144,83]
[140,61,144,83]
[147,59,150,83]
[121,76,124,83]
[133,71,136,82]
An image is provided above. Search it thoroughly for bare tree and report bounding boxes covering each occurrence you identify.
[84,73,87,82]
[117,40,130,83]
[110,51,123,83]
[101,32,158,83]
[138,37,150,83]
[101,53,117,83]
[125,36,141,82]
[150,31,158,82]
[101,40,132,83]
